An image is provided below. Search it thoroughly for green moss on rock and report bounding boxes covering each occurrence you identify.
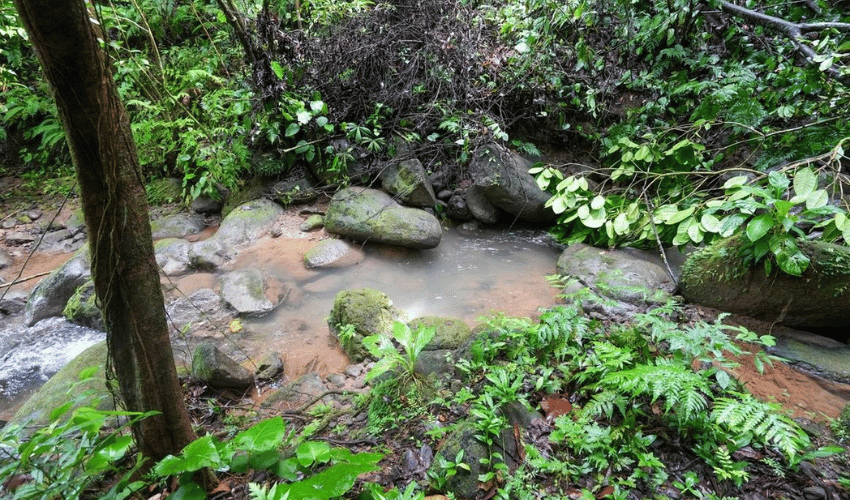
[328,288,404,362]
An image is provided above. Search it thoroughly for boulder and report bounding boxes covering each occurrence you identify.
[214,198,284,246]
[680,237,850,329]
[189,237,234,269]
[379,158,438,208]
[24,249,90,326]
[303,238,365,269]
[324,187,442,249]
[255,352,284,380]
[446,191,474,221]
[155,238,192,275]
[328,288,405,363]
[191,194,222,214]
[408,317,473,378]
[469,143,556,223]
[219,268,279,316]
[192,342,254,389]
[165,288,229,336]
[150,212,205,239]
[465,185,500,224]
[9,341,112,428]
[556,243,678,308]
[62,279,104,330]
[261,373,331,408]
[0,290,27,315]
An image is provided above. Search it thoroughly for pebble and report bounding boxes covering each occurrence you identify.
[344,364,363,378]
[327,373,346,388]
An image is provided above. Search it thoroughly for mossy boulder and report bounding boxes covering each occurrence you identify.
[192,342,254,389]
[219,268,278,316]
[62,279,104,330]
[216,198,284,246]
[324,188,442,249]
[328,288,405,363]
[303,238,365,269]
[408,316,472,350]
[24,248,90,326]
[379,158,437,208]
[679,236,850,329]
[9,341,112,428]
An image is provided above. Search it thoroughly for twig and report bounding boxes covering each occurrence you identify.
[0,270,52,289]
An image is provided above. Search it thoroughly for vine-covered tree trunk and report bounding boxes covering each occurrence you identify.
[12,0,196,461]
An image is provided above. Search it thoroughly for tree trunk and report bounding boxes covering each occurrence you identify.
[12,0,196,461]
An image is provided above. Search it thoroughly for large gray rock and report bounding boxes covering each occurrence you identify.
[680,237,850,329]
[155,238,192,275]
[556,243,678,306]
[555,244,680,320]
[469,143,556,223]
[328,288,405,363]
[165,288,229,335]
[379,158,438,208]
[324,188,442,249]
[465,185,499,224]
[192,342,253,389]
[150,212,205,239]
[303,239,365,269]
[408,316,473,378]
[214,198,284,246]
[9,341,112,428]
[0,290,27,315]
[219,268,279,316]
[189,237,234,269]
[24,249,90,326]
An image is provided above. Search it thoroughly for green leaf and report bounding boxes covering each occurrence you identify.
[792,167,816,198]
[700,213,722,233]
[296,110,311,125]
[296,441,331,467]
[745,214,773,242]
[666,206,695,225]
[270,61,284,80]
[285,122,300,137]
[723,175,749,189]
[228,417,286,454]
[309,100,325,113]
[653,204,678,223]
[613,212,630,235]
[590,195,605,210]
[806,189,828,209]
[769,235,810,276]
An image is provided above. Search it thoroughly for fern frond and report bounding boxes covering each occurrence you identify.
[600,359,710,422]
[712,394,810,462]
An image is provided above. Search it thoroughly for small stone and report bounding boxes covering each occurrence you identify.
[5,231,35,244]
[1,219,16,229]
[256,352,284,380]
[343,364,363,378]
[27,210,42,221]
[300,214,324,232]
[327,373,346,388]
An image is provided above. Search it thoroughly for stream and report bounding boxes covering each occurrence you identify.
[0,224,563,417]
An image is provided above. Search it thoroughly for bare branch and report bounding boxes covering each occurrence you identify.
[714,0,850,82]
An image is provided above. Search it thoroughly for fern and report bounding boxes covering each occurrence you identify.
[599,359,710,423]
[712,393,810,463]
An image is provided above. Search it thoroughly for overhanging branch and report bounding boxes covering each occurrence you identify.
[714,0,850,83]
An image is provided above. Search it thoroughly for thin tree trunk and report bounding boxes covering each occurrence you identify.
[12,0,197,461]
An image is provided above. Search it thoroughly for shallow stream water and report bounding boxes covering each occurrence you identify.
[0,225,563,417]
